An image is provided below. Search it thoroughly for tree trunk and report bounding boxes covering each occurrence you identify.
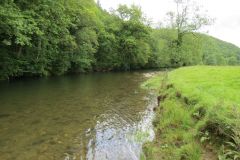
[17,46,22,57]
[177,32,183,46]
[37,38,42,60]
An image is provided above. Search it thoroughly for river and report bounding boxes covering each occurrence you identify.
[0,71,157,160]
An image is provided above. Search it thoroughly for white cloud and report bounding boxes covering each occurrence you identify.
[98,0,240,47]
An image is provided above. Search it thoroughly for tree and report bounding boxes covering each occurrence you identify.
[163,0,213,67]
[166,0,213,46]
[114,5,151,70]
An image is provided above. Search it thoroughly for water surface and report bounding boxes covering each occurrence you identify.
[0,72,156,160]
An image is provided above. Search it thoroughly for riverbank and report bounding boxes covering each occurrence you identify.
[142,66,240,160]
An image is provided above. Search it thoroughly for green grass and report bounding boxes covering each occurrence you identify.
[169,66,240,106]
[143,66,240,160]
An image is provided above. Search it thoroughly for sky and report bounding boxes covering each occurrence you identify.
[98,0,240,47]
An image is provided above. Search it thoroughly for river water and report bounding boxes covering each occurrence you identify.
[0,72,157,160]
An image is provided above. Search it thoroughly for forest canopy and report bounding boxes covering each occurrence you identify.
[0,0,240,80]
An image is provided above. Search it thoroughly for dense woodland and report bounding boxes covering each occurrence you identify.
[1,0,240,80]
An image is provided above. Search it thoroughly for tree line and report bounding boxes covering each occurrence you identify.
[0,0,239,80]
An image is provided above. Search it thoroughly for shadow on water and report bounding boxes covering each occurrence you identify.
[0,71,158,160]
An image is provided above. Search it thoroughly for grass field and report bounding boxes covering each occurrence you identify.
[142,66,240,160]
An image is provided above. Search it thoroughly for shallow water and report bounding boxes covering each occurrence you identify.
[0,72,157,160]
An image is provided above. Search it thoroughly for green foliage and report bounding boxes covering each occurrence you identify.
[224,115,240,160]
[95,30,120,71]
[0,1,153,80]
[1,1,240,80]
[115,5,151,70]
[147,29,240,68]
[201,35,240,65]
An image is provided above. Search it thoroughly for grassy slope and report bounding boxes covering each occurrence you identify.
[142,66,240,160]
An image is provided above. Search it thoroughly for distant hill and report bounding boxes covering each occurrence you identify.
[200,34,240,65]
[148,29,240,68]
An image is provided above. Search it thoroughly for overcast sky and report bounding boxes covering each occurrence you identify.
[98,0,240,47]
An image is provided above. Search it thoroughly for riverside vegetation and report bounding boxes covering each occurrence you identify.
[1,0,240,80]
[142,66,240,160]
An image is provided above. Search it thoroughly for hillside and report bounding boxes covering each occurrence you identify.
[201,34,240,65]
[148,29,240,68]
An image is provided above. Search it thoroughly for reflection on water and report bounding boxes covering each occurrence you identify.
[0,72,157,160]
[84,94,155,160]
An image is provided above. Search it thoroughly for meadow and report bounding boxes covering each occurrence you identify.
[142,66,240,160]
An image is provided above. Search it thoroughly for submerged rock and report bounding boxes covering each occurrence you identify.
[0,114,10,119]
